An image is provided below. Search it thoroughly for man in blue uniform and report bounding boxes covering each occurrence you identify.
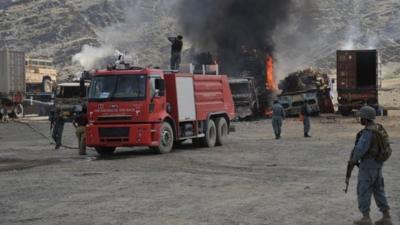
[351,106,392,225]
[272,100,285,139]
[301,101,311,138]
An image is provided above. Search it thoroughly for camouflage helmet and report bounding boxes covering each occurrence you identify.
[359,105,376,121]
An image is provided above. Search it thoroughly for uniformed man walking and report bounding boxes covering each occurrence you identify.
[50,109,65,150]
[272,100,285,139]
[73,106,88,155]
[168,35,183,70]
[300,101,312,138]
[351,106,392,225]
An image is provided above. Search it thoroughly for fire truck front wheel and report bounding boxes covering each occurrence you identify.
[153,122,174,154]
[95,147,116,156]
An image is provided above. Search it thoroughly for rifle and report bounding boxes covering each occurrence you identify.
[344,148,359,193]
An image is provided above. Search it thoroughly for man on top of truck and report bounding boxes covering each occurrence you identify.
[168,35,183,70]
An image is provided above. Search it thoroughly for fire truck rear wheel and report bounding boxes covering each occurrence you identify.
[155,122,174,154]
[202,119,217,148]
[95,147,116,156]
[215,117,228,146]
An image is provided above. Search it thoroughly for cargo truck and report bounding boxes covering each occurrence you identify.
[0,49,25,118]
[337,50,378,116]
[229,77,259,119]
[86,62,235,156]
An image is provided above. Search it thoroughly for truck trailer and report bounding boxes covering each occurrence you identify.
[86,63,235,156]
[0,49,25,118]
[337,50,378,116]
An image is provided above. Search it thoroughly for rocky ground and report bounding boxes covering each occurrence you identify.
[0,113,399,225]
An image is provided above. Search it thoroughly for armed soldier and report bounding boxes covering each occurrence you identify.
[168,35,183,70]
[347,106,392,225]
[271,100,285,139]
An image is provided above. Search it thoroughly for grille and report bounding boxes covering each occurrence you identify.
[97,116,132,122]
[99,127,130,138]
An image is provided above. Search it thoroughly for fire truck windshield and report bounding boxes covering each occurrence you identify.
[88,75,147,101]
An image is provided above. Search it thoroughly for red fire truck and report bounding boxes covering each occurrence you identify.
[86,63,235,156]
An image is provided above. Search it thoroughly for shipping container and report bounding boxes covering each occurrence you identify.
[0,49,25,96]
[0,49,25,117]
[336,50,378,115]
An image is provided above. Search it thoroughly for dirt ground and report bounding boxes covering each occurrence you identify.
[0,79,399,225]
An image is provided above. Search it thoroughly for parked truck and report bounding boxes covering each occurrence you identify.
[25,57,57,94]
[0,49,25,118]
[86,61,235,156]
[337,50,378,116]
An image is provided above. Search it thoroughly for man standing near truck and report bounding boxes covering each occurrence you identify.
[301,101,312,138]
[50,108,65,150]
[73,105,88,155]
[272,100,285,139]
[168,35,183,70]
[350,106,392,225]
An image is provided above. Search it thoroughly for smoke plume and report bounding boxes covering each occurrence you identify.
[177,0,293,75]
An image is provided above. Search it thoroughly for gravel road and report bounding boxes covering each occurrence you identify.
[0,116,399,225]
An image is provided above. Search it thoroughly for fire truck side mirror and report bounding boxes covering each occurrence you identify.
[155,79,165,96]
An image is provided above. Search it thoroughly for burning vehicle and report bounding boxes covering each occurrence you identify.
[228,77,259,119]
[278,68,334,116]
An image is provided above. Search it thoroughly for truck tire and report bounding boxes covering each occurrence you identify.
[339,107,351,116]
[154,122,174,154]
[201,119,217,148]
[215,117,228,146]
[95,147,116,156]
[12,104,24,118]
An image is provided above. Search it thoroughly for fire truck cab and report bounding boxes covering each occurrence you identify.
[86,63,235,156]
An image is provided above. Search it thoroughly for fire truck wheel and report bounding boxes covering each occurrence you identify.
[95,147,116,156]
[202,119,217,148]
[215,117,228,146]
[155,122,174,154]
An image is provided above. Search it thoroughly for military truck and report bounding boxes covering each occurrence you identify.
[278,68,334,116]
[51,82,89,122]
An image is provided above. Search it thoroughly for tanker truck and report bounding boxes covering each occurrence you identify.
[86,59,236,156]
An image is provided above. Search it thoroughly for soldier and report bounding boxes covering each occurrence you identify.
[272,100,285,139]
[50,108,65,150]
[73,105,88,155]
[168,35,183,70]
[300,101,312,138]
[351,106,392,225]
[0,103,8,123]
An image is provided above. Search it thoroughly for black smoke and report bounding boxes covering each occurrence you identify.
[177,0,293,75]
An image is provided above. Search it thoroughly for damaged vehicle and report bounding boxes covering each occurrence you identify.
[50,82,89,122]
[229,78,259,119]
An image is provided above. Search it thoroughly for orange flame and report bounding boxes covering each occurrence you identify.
[266,56,277,91]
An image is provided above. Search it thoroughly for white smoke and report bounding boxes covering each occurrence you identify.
[71,0,179,70]
[72,44,115,70]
